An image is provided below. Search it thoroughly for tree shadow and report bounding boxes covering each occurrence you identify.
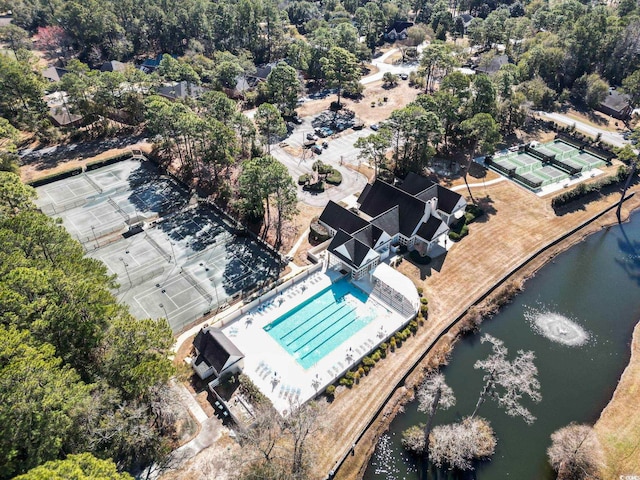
[126,162,190,217]
[472,195,497,223]
[559,103,610,127]
[614,223,640,286]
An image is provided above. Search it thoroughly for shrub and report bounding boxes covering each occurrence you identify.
[379,342,388,351]
[313,160,333,175]
[298,173,311,185]
[239,373,270,405]
[371,351,381,362]
[402,424,426,455]
[309,221,330,242]
[402,328,412,338]
[409,250,432,264]
[421,304,429,317]
[409,320,418,333]
[362,356,375,368]
[345,370,355,380]
[326,169,342,185]
[303,181,325,192]
[551,168,630,209]
[420,297,428,305]
[357,367,365,377]
[390,337,397,351]
[85,151,133,171]
[417,286,423,297]
[339,377,354,387]
[325,384,336,398]
[28,167,83,187]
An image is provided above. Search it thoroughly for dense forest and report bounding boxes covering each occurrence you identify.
[0,172,176,478]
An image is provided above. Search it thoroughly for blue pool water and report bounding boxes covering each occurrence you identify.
[264,279,378,369]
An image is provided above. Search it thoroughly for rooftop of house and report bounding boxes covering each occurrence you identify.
[600,88,631,113]
[475,54,509,75]
[321,176,464,270]
[458,13,473,23]
[357,180,428,238]
[328,230,378,269]
[157,81,206,100]
[42,66,68,83]
[386,20,414,34]
[319,200,369,234]
[193,326,244,377]
[100,60,127,72]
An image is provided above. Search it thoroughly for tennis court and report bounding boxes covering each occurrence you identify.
[36,158,283,332]
[485,139,608,193]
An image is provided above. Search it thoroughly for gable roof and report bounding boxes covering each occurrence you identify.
[100,60,127,72]
[475,54,509,75]
[357,180,426,237]
[600,88,631,114]
[370,207,400,236]
[397,172,435,196]
[352,224,386,249]
[329,229,378,269]
[319,200,368,234]
[415,215,447,242]
[459,13,473,23]
[193,327,244,375]
[436,185,464,214]
[158,81,205,100]
[42,66,68,82]
[386,20,414,35]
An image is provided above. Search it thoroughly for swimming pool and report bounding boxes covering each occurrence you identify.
[264,279,379,369]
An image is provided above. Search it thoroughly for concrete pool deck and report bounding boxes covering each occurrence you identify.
[220,267,411,414]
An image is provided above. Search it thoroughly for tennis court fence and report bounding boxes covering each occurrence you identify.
[182,270,214,304]
[144,233,172,262]
[116,265,166,293]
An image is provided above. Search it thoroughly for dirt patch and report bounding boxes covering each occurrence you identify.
[161,433,241,480]
[595,320,640,479]
[561,106,625,132]
[297,81,421,126]
[20,141,153,183]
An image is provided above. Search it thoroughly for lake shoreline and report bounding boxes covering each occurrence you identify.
[336,190,640,480]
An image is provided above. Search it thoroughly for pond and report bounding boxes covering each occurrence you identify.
[364,212,640,480]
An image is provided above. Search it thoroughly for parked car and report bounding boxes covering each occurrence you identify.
[311,145,323,154]
[306,133,318,141]
[322,141,329,148]
[399,73,408,80]
[370,124,379,131]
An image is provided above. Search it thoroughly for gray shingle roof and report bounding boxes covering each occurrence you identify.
[358,181,426,237]
[193,327,243,375]
[397,172,435,196]
[436,185,463,214]
[416,215,446,241]
[319,200,368,234]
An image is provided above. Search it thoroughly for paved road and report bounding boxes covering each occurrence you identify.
[537,111,627,148]
[361,47,422,85]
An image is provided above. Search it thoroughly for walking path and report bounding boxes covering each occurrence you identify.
[451,176,505,191]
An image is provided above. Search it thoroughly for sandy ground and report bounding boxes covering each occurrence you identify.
[594,321,640,479]
[298,80,422,125]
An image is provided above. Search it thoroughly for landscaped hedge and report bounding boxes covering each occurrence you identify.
[85,151,134,171]
[326,170,342,185]
[303,181,325,192]
[238,373,270,405]
[28,167,83,187]
[298,173,312,185]
[551,167,630,209]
